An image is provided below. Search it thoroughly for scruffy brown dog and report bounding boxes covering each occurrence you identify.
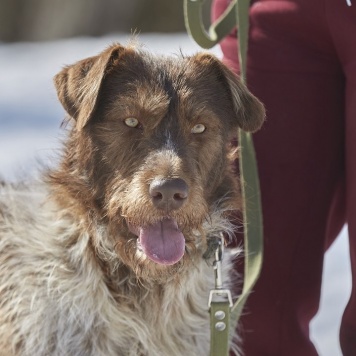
[0,43,264,355]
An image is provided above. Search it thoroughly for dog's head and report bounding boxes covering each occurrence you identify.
[53,43,265,280]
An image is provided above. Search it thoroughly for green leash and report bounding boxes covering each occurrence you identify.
[184,1,263,355]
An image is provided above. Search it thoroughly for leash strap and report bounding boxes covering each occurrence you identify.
[184,1,263,355]
[209,300,231,355]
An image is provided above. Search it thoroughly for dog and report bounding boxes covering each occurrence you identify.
[0,42,265,355]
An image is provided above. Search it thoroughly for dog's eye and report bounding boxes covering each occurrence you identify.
[191,124,206,134]
[124,118,140,128]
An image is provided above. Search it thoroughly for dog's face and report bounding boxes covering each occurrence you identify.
[53,43,265,280]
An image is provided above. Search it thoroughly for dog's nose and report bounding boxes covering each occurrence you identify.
[149,178,188,211]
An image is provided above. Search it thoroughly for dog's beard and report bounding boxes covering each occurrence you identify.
[102,173,235,281]
[97,211,204,283]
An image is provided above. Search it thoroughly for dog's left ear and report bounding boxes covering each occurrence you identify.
[191,53,265,133]
[54,43,127,130]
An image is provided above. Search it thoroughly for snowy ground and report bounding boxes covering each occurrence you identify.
[0,33,351,355]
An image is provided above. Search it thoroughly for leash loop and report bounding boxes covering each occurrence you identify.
[184,0,238,48]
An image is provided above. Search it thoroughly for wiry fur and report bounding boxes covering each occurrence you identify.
[0,43,265,356]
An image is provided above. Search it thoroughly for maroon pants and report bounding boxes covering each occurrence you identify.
[212,0,356,355]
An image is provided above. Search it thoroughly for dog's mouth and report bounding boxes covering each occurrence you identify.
[127,218,185,266]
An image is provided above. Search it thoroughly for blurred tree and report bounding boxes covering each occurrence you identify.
[0,0,206,42]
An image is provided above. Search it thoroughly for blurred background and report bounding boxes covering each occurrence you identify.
[0,0,212,42]
[0,0,216,179]
[0,1,352,355]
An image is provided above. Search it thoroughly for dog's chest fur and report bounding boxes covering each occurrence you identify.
[0,185,234,356]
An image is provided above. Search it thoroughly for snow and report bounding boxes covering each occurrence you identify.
[0,33,351,355]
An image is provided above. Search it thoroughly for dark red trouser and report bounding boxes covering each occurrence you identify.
[212,0,356,355]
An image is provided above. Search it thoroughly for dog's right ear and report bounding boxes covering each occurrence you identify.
[54,44,128,130]
[190,53,265,133]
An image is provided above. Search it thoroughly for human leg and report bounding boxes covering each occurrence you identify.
[243,58,345,356]
[326,1,356,354]
[340,61,356,356]
[213,0,346,354]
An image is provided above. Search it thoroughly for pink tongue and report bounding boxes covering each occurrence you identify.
[138,219,185,265]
